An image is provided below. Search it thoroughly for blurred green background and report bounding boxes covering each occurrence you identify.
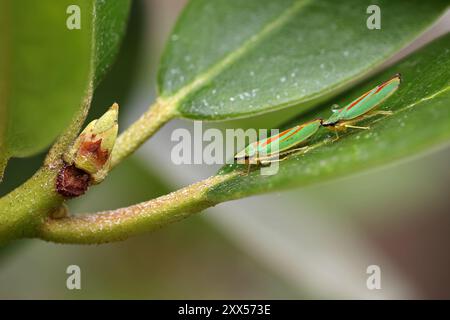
[0,0,449,299]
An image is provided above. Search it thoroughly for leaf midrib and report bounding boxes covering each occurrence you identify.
[161,0,312,111]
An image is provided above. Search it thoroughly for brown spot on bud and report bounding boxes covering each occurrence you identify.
[79,138,110,169]
[56,164,90,198]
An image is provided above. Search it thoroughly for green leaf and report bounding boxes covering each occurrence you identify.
[208,34,450,202]
[0,0,130,179]
[158,0,448,120]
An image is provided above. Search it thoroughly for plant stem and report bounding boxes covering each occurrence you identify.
[0,166,64,244]
[37,173,235,244]
[110,98,178,168]
[0,91,94,244]
[0,94,179,244]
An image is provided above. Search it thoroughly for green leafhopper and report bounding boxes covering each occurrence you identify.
[322,74,401,136]
[234,119,322,167]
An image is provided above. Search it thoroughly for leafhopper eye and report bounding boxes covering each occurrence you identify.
[330,104,340,113]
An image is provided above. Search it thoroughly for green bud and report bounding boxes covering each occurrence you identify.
[64,103,119,184]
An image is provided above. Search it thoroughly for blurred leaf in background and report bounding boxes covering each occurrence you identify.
[0,0,130,180]
[88,1,144,122]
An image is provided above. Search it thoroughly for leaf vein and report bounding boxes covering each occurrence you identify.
[163,0,312,109]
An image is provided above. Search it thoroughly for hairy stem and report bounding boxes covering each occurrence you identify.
[0,94,179,244]
[110,98,178,168]
[37,173,235,244]
[0,167,64,244]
